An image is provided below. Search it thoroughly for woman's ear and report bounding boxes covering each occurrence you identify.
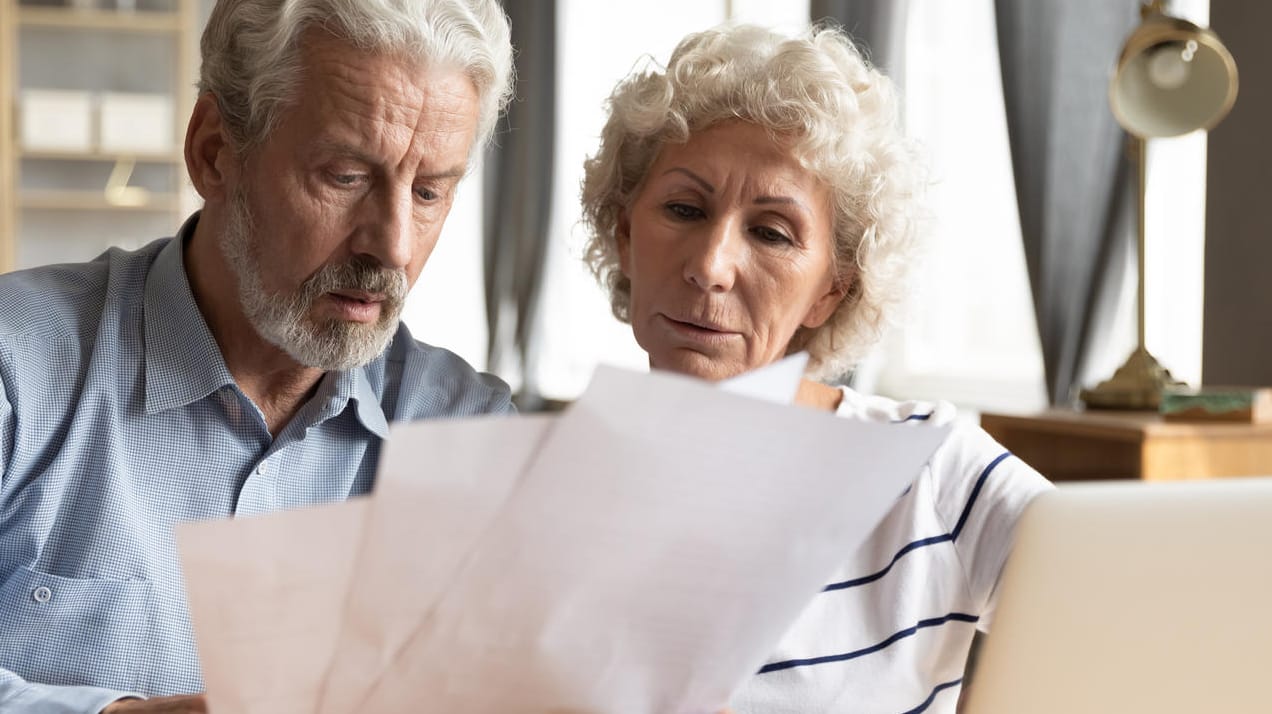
[801,270,852,329]
[184,92,238,203]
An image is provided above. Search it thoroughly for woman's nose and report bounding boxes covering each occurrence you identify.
[683,218,742,292]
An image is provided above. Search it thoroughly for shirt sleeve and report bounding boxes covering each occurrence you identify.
[927,422,1053,630]
[0,666,143,714]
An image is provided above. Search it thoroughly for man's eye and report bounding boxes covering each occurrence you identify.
[331,173,363,186]
[666,203,702,220]
[415,187,439,202]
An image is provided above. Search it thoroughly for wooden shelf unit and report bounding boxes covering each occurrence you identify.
[19,189,180,212]
[19,148,183,163]
[18,5,183,33]
[0,0,197,272]
[0,0,15,271]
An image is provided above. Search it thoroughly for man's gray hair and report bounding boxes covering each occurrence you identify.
[198,0,513,154]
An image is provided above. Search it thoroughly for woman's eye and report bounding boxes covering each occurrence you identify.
[753,226,793,245]
[666,203,703,220]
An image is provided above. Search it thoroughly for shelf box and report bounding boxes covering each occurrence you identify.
[99,92,175,154]
[20,89,95,153]
[18,7,184,33]
[19,189,179,212]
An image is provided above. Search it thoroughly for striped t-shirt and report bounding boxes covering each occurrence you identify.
[730,387,1052,714]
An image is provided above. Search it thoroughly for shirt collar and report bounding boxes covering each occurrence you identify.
[144,213,238,415]
[308,367,390,439]
[143,213,391,439]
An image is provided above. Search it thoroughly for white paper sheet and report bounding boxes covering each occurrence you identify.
[716,352,808,404]
[178,361,949,714]
[178,498,368,714]
[317,415,554,713]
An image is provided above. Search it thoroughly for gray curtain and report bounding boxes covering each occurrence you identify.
[810,0,912,77]
[484,0,555,408]
[995,2,1140,405]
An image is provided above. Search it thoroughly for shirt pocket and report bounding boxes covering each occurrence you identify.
[0,564,152,691]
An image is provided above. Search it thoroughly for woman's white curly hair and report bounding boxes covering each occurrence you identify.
[580,23,924,381]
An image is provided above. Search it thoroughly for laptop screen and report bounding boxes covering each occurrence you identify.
[963,477,1272,714]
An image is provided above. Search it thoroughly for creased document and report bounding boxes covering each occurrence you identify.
[177,359,949,714]
[179,497,368,714]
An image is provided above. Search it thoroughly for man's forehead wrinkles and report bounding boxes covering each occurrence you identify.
[321,76,423,127]
[297,81,475,179]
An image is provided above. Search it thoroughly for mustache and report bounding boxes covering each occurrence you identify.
[301,256,408,304]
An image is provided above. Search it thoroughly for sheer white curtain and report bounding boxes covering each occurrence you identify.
[1142,0,1209,388]
[400,164,489,371]
[866,0,1049,412]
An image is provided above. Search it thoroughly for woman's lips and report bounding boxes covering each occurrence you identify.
[658,314,740,345]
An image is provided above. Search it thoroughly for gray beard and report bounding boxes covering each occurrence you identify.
[220,188,409,371]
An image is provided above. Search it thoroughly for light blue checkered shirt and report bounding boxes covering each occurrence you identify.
[0,217,514,713]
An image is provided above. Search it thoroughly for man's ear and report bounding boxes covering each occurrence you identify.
[615,205,632,277]
[184,92,239,203]
[801,269,852,330]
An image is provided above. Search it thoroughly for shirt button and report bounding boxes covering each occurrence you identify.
[257,461,269,475]
[31,586,52,603]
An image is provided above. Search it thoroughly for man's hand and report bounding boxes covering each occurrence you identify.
[101,694,207,713]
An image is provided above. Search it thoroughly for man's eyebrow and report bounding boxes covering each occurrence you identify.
[662,167,715,193]
[310,140,467,176]
[310,139,377,164]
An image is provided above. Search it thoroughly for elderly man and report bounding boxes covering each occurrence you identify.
[0,0,513,711]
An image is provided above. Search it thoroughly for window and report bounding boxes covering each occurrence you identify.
[400,163,489,371]
[869,0,1209,410]
[863,0,1049,412]
[401,0,1207,408]
[1142,0,1209,388]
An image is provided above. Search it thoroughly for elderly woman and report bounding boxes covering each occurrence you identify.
[580,23,1052,714]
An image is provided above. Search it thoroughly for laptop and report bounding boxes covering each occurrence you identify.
[962,477,1272,713]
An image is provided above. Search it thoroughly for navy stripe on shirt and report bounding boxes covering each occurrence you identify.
[757,612,980,674]
[822,451,1011,593]
[894,412,935,423]
[900,678,964,714]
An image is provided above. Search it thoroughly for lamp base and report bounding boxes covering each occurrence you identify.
[1079,346,1185,410]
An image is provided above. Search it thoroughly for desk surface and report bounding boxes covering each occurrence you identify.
[979,409,1272,481]
[981,408,1272,440]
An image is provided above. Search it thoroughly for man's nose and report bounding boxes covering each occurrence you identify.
[353,187,414,270]
[683,217,742,292]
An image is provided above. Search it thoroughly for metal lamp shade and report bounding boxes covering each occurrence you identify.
[1109,14,1238,138]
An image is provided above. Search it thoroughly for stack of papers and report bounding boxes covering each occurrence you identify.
[177,359,948,713]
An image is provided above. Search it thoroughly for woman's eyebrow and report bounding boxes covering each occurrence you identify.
[755,194,812,217]
[662,167,715,193]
